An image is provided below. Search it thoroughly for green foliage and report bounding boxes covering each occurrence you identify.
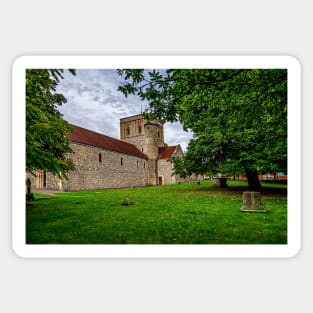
[118,69,287,188]
[26,181,287,244]
[26,69,76,178]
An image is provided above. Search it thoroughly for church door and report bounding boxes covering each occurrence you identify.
[37,170,47,188]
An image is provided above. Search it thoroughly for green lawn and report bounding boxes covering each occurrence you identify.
[26,180,287,244]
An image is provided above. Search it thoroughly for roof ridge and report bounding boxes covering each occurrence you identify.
[159,145,177,148]
[69,124,125,143]
[158,145,178,159]
[67,124,147,159]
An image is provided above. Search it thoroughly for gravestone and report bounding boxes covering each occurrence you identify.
[213,177,228,188]
[240,191,266,213]
[122,198,132,206]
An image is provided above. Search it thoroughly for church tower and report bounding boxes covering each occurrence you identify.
[120,114,164,155]
[120,114,164,185]
[120,114,145,153]
[143,119,164,158]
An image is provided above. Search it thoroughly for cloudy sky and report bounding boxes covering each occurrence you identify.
[56,69,193,151]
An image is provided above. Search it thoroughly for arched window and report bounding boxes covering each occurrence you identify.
[98,153,102,163]
[138,125,142,134]
[126,127,130,136]
[121,158,123,166]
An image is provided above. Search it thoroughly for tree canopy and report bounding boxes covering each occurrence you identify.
[117,69,287,190]
[26,69,75,178]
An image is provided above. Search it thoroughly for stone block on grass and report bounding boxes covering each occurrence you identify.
[122,198,132,206]
[240,191,266,213]
[213,177,228,188]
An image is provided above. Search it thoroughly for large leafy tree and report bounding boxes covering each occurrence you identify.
[117,69,287,190]
[26,69,75,179]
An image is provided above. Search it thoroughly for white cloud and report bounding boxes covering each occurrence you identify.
[56,69,192,151]
[164,122,193,152]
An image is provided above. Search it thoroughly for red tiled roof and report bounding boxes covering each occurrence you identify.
[67,125,147,159]
[158,146,177,159]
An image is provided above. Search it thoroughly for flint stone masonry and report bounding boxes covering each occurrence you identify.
[157,159,176,184]
[240,191,267,213]
[157,145,185,185]
[65,143,147,191]
[26,170,64,191]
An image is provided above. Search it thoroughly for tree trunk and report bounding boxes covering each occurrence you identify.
[26,178,34,201]
[246,171,262,191]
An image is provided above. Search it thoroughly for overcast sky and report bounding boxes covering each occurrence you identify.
[56,69,193,151]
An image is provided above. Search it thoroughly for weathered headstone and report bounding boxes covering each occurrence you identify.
[213,177,228,188]
[240,191,266,213]
[122,198,132,206]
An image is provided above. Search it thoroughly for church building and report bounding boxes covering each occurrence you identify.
[29,114,193,192]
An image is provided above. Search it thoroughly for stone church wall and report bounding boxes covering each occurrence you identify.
[157,159,186,185]
[121,134,145,153]
[65,143,147,191]
[157,145,185,185]
[157,159,175,184]
[26,171,64,191]
[28,142,148,192]
[146,159,157,186]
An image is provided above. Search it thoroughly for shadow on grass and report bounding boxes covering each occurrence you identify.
[27,194,59,202]
[189,185,287,198]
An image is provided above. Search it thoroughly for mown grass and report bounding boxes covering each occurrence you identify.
[26,180,287,244]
